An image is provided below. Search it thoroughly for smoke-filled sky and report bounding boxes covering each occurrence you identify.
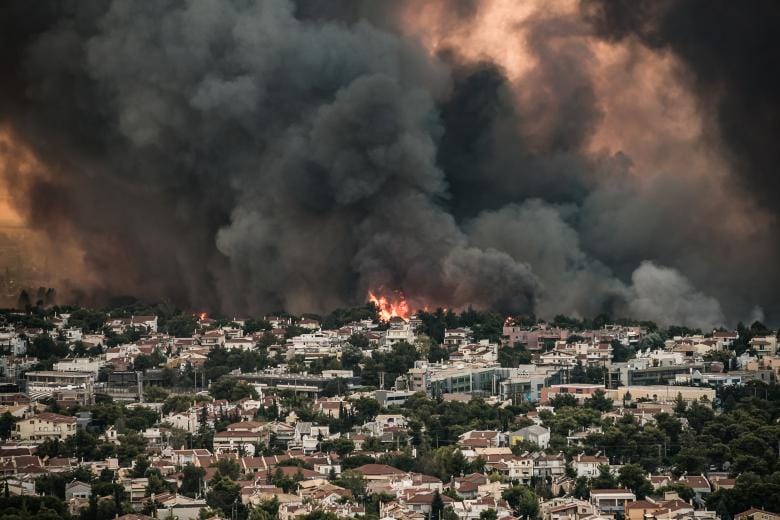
[0,0,778,329]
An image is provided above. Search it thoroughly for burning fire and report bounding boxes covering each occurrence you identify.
[198,312,207,321]
[368,289,410,321]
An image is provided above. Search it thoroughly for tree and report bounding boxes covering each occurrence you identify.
[498,343,533,368]
[162,395,195,415]
[249,497,279,520]
[341,454,376,470]
[503,485,539,519]
[585,390,613,412]
[352,397,380,424]
[360,340,421,387]
[346,333,369,349]
[180,464,206,498]
[165,315,198,337]
[298,512,340,520]
[572,477,590,499]
[591,465,617,489]
[0,412,16,439]
[116,433,147,465]
[443,507,460,520]
[146,469,172,495]
[319,438,355,457]
[657,483,695,501]
[673,392,687,415]
[480,509,498,520]
[611,340,636,362]
[28,334,68,361]
[208,378,258,401]
[685,400,714,433]
[143,385,169,402]
[549,394,578,409]
[133,350,166,371]
[430,490,445,520]
[271,468,299,493]
[673,447,707,476]
[340,344,364,371]
[215,458,241,480]
[618,463,653,499]
[206,475,242,517]
[432,447,467,481]
[243,318,272,334]
[35,473,67,499]
[131,455,151,478]
[335,470,367,500]
[427,340,450,363]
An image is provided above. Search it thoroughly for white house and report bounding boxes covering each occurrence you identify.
[573,453,610,478]
[509,425,551,449]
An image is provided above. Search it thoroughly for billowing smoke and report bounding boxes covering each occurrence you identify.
[0,0,777,328]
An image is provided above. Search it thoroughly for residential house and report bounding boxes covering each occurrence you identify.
[155,494,208,520]
[65,480,91,500]
[533,453,566,479]
[573,453,609,478]
[484,454,534,484]
[398,490,456,516]
[541,497,598,520]
[353,464,407,482]
[589,489,636,515]
[13,412,77,441]
[444,328,472,347]
[735,509,780,520]
[459,430,503,449]
[213,421,270,456]
[677,474,711,499]
[509,425,551,449]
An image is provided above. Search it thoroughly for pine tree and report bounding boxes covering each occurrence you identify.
[430,489,444,520]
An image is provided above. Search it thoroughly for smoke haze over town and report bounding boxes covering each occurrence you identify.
[1,0,779,329]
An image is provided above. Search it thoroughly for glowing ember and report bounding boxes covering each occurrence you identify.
[368,289,410,321]
[198,312,207,321]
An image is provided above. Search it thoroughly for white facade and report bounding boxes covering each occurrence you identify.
[0,331,26,356]
[54,357,105,376]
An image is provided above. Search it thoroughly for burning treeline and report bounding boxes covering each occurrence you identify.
[0,0,778,328]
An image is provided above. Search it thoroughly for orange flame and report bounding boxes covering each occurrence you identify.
[198,312,207,321]
[368,289,410,321]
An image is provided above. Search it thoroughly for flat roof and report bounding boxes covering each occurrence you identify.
[26,370,94,377]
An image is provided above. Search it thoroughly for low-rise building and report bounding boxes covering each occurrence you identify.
[213,421,270,455]
[54,357,105,377]
[573,453,609,478]
[65,480,91,500]
[25,370,95,405]
[509,425,551,449]
[735,508,780,520]
[589,489,636,515]
[13,412,77,441]
[604,385,715,405]
[542,384,604,404]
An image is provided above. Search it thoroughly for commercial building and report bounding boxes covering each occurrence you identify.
[608,362,704,388]
[605,385,715,405]
[235,372,361,396]
[25,370,95,405]
[541,384,604,404]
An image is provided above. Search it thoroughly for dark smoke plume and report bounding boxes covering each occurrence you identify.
[0,0,778,328]
[582,0,780,217]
